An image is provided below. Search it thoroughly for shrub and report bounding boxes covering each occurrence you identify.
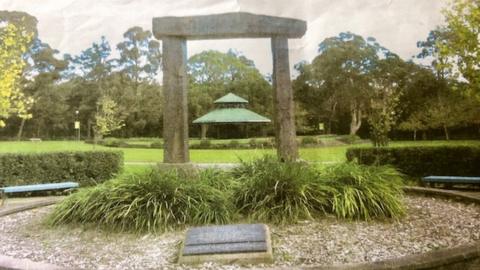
[0,151,123,186]
[48,168,233,233]
[263,138,275,148]
[301,136,318,146]
[346,146,480,177]
[232,156,332,224]
[338,134,360,144]
[249,138,259,148]
[229,140,240,148]
[102,138,128,147]
[320,162,405,220]
[192,139,212,149]
[150,140,163,149]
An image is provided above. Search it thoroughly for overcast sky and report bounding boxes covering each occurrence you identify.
[1,0,448,76]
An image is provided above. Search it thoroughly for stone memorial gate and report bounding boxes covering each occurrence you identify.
[152,12,307,163]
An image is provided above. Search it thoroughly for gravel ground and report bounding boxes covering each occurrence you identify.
[0,195,479,269]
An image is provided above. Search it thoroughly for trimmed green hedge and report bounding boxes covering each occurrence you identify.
[346,146,480,177]
[0,151,123,186]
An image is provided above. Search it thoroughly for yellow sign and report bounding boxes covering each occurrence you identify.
[319,123,324,131]
[74,121,80,129]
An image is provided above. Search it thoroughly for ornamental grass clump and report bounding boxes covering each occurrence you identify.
[48,168,233,233]
[232,156,333,224]
[320,162,405,220]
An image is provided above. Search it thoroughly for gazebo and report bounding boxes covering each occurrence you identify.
[193,93,271,139]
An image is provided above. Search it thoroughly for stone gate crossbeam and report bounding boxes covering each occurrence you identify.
[152,12,306,163]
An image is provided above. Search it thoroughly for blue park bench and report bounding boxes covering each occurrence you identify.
[422,176,480,188]
[0,182,79,206]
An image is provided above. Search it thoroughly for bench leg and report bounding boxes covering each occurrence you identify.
[0,191,6,207]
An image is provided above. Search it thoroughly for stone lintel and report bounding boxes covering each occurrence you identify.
[153,12,306,40]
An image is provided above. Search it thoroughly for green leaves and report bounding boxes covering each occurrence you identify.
[48,157,406,232]
[232,156,404,223]
[0,151,123,186]
[439,0,480,98]
[233,156,332,224]
[321,163,405,220]
[48,168,233,233]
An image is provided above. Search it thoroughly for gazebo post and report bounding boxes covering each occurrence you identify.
[201,124,208,140]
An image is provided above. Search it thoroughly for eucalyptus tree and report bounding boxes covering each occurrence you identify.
[294,32,393,135]
[113,26,162,136]
[18,39,67,138]
[62,36,114,138]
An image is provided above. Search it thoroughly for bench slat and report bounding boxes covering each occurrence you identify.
[422,176,480,184]
[1,182,79,193]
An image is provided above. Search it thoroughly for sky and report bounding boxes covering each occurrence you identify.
[1,0,448,77]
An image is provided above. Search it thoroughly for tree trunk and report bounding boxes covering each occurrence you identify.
[87,119,94,140]
[413,130,417,141]
[443,125,450,140]
[17,118,26,141]
[349,105,362,135]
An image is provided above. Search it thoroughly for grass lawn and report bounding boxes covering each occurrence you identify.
[1,140,478,164]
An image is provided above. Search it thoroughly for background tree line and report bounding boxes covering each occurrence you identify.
[1,0,479,142]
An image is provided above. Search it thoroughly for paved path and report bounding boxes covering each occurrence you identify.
[0,196,64,217]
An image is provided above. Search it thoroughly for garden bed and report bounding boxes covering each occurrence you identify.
[1,194,479,269]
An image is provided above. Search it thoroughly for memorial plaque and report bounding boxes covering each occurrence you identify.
[178,223,273,264]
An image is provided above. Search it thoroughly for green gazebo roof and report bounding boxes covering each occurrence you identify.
[193,108,271,124]
[214,93,249,104]
[194,93,271,124]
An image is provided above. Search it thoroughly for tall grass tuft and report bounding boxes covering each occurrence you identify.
[320,162,405,220]
[48,168,233,233]
[232,156,333,224]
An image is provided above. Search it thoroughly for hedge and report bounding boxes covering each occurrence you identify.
[0,151,123,187]
[346,146,480,177]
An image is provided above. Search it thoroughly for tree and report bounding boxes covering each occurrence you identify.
[416,27,452,79]
[367,57,407,146]
[64,36,112,81]
[16,39,67,139]
[398,111,428,141]
[63,36,113,138]
[294,32,393,135]
[0,22,34,127]
[293,61,340,134]
[94,96,124,142]
[115,26,161,83]
[439,0,480,98]
[114,27,162,136]
[423,89,473,140]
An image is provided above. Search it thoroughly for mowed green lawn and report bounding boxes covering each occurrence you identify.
[0,141,349,163]
[0,140,478,164]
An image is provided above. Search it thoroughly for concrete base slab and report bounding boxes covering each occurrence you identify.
[178,224,273,265]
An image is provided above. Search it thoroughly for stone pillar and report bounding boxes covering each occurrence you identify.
[271,36,299,162]
[162,37,189,163]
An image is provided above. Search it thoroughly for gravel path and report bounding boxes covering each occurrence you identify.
[0,195,479,269]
